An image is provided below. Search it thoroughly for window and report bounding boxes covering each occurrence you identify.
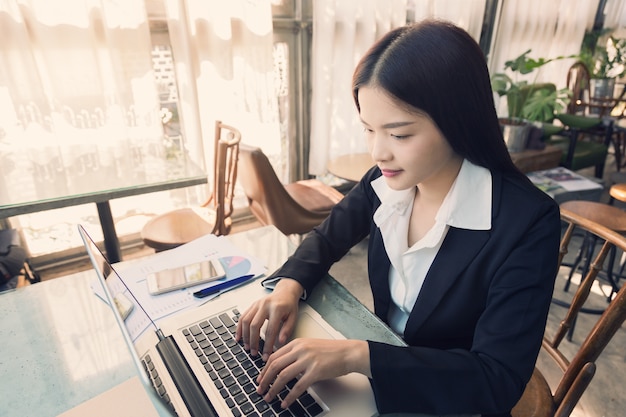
[1,0,313,270]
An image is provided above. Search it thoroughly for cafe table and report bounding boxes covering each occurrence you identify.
[326,152,374,182]
[0,151,206,263]
[527,166,604,204]
[509,144,562,173]
[0,225,405,417]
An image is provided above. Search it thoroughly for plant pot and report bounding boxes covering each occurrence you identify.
[590,78,616,115]
[591,77,615,98]
[500,119,530,153]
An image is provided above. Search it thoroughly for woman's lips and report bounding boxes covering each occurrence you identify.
[380,168,402,177]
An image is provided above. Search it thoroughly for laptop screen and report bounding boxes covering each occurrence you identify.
[77,224,175,417]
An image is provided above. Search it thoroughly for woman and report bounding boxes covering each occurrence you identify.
[236,20,561,417]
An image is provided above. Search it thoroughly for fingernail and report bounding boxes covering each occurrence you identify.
[262,353,269,361]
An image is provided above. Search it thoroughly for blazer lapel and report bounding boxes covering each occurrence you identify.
[403,227,491,334]
[402,171,504,334]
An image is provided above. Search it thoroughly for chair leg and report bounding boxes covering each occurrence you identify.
[564,232,592,292]
[597,119,614,178]
[605,246,622,300]
[612,130,623,171]
[564,128,579,170]
[615,129,626,172]
[595,162,605,179]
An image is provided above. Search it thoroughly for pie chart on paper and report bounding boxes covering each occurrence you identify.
[218,256,252,278]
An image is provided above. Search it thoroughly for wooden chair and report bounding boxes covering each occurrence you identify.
[237,144,344,236]
[548,62,612,178]
[141,121,241,252]
[564,61,592,116]
[512,207,626,417]
[557,200,626,301]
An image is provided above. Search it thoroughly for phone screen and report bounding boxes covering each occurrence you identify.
[147,260,224,295]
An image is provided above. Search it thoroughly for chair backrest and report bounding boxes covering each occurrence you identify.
[237,144,337,235]
[209,121,241,235]
[542,207,626,416]
[565,61,591,115]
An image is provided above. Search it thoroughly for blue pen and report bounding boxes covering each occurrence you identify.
[192,274,255,298]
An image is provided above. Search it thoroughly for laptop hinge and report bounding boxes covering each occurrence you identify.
[156,335,217,417]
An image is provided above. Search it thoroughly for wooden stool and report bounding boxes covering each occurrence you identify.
[609,182,626,204]
[559,200,626,297]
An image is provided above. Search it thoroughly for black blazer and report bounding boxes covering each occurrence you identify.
[267,166,561,417]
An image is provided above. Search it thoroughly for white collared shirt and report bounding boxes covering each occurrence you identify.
[371,159,492,335]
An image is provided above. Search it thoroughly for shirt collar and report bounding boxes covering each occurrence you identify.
[371,177,415,215]
[371,176,415,226]
[371,159,492,231]
[438,159,492,230]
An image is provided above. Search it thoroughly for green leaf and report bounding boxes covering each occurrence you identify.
[490,73,514,96]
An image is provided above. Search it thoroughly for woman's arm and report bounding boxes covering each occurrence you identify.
[264,167,380,296]
[237,167,381,358]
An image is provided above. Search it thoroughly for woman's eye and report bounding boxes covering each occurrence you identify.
[391,134,409,139]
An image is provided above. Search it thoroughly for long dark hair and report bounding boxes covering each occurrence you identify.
[352,19,522,176]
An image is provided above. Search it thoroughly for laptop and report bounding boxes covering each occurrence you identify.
[78,224,378,417]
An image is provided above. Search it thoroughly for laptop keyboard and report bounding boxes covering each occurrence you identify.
[142,353,178,415]
[182,308,326,417]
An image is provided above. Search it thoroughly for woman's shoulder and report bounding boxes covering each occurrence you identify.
[494,171,560,218]
[498,171,556,200]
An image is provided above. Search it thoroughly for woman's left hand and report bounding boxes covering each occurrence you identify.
[257,338,370,409]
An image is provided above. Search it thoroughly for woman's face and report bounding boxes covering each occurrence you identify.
[358,86,462,191]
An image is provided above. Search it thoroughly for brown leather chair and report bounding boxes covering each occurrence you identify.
[237,144,344,236]
[512,206,626,417]
[141,121,241,251]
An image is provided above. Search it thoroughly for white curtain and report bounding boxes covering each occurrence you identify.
[163,0,280,175]
[308,0,407,176]
[488,0,603,117]
[0,0,162,253]
[0,0,161,194]
[308,0,486,176]
[410,0,486,40]
[607,0,626,28]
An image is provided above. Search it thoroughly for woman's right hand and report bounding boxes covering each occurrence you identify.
[235,278,304,360]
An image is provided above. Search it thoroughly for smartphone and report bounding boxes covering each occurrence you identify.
[146,259,226,295]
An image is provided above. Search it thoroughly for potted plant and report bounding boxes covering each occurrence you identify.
[491,50,571,151]
[579,29,626,103]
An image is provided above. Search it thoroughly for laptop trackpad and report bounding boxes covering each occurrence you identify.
[291,308,379,417]
[291,309,339,340]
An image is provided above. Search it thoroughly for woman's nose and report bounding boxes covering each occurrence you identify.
[369,135,390,162]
